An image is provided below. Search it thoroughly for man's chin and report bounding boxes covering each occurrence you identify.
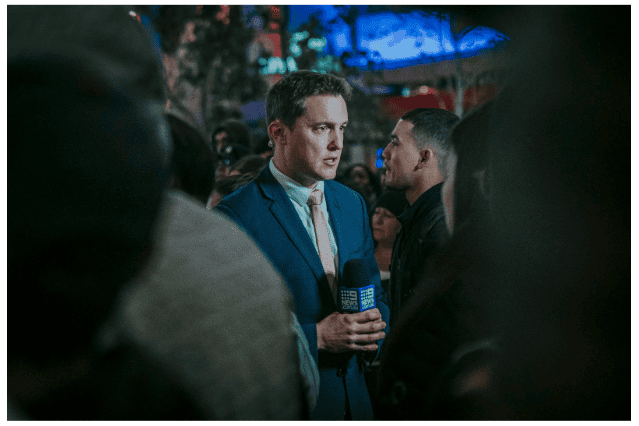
[384,181,407,192]
[320,169,338,181]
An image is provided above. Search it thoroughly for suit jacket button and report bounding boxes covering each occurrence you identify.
[337,368,346,377]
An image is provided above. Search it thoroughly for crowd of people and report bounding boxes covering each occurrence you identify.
[8,5,628,421]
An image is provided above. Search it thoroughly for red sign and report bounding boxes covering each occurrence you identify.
[379,91,454,120]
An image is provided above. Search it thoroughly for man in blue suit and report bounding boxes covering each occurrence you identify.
[217,71,389,420]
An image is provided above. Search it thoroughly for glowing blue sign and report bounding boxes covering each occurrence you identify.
[287,6,509,71]
[351,11,508,69]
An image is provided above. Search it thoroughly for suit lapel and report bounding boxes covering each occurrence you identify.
[257,168,325,282]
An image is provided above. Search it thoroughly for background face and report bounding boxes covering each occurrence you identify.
[215,131,229,153]
[283,94,348,187]
[371,207,401,245]
[382,119,421,192]
[351,166,370,187]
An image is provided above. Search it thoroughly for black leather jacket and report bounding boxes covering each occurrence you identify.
[388,183,449,327]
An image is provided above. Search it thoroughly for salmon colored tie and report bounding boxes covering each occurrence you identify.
[308,189,337,303]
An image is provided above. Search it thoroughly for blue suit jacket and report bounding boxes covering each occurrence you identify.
[217,166,390,420]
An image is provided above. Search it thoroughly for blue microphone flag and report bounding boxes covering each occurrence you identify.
[339,284,376,312]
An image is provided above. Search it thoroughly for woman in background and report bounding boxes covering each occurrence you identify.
[369,191,407,294]
[341,163,381,211]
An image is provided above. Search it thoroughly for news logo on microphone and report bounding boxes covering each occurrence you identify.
[339,284,376,313]
[339,259,376,313]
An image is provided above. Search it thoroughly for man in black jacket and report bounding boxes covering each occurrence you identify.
[381,108,459,327]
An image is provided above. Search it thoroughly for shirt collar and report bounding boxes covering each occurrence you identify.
[269,159,325,207]
[397,182,443,226]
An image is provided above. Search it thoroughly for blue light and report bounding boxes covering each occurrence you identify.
[291,31,310,43]
[259,57,287,75]
[287,56,298,72]
[376,158,384,169]
[289,44,302,57]
[286,7,509,71]
[376,148,385,169]
[308,37,327,51]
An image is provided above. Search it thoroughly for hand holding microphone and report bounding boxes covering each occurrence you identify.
[316,259,386,353]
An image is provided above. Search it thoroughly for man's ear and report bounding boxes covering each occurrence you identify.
[268,120,288,146]
[415,148,432,170]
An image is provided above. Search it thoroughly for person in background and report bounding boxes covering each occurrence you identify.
[206,155,268,210]
[206,173,255,210]
[211,119,252,154]
[381,108,459,328]
[215,144,250,182]
[341,163,381,211]
[228,154,269,177]
[253,135,274,160]
[165,114,216,204]
[376,101,498,420]
[369,191,408,294]
[216,70,389,420]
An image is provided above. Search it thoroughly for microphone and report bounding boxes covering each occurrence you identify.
[339,259,379,370]
[339,259,376,313]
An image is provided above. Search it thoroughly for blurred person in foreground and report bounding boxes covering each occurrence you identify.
[8,5,164,101]
[216,70,389,420]
[7,5,198,419]
[165,114,216,205]
[381,108,459,327]
[480,6,629,419]
[7,46,196,420]
[376,101,498,420]
[113,188,310,419]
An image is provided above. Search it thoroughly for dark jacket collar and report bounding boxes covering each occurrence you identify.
[397,182,444,227]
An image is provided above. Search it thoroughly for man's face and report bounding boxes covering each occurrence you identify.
[280,94,348,188]
[382,119,421,192]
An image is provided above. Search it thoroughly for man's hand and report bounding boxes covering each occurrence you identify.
[317,308,386,353]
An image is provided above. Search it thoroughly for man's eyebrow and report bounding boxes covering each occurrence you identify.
[390,134,398,140]
[313,121,349,126]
